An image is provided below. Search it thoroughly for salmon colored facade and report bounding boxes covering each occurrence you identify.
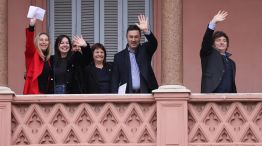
[183,0,262,93]
[2,0,262,94]
[1,86,262,146]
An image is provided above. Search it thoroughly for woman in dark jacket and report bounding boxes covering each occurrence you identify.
[84,43,112,93]
[53,35,92,94]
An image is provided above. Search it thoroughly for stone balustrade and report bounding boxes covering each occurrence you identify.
[11,94,156,145]
[188,94,262,146]
[1,86,262,146]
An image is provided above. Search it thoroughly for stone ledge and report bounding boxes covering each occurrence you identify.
[0,86,15,95]
[153,85,191,93]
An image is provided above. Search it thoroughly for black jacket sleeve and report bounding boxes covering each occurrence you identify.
[200,26,214,58]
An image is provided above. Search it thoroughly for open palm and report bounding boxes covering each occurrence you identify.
[135,14,148,33]
[73,35,87,47]
[211,10,228,24]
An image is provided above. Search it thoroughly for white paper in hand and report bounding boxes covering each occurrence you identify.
[27,6,46,21]
[118,83,127,94]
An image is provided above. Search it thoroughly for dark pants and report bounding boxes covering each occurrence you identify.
[55,84,66,94]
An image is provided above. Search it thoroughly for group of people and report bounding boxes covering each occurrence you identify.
[23,14,159,94]
[23,10,237,95]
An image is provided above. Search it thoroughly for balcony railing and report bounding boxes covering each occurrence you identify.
[188,93,262,146]
[0,86,262,146]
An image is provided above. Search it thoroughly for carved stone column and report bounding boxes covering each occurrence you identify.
[0,87,14,146]
[0,0,8,85]
[161,0,183,85]
[153,85,190,146]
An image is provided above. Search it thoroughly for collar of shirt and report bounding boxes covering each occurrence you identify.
[220,52,232,57]
[128,47,136,53]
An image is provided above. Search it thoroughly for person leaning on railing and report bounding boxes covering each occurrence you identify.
[200,10,237,93]
[111,14,158,93]
[23,18,54,94]
[83,43,112,93]
[71,36,93,93]
[52,35,92,94]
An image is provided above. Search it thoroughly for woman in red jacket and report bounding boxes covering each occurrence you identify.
[23,18,54,94]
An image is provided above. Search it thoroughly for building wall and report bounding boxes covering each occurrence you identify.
[183,0,262,92]
[7,0,47,94]
[0,0,7,86]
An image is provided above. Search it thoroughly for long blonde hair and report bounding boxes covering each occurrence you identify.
[34,32,52,60]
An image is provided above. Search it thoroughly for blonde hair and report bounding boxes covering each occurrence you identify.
[34,32,52,60]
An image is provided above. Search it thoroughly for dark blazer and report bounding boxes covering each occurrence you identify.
[200,27,237,93]
[84,62,112,93]
[111,32,158,93]
[52,44,92,94]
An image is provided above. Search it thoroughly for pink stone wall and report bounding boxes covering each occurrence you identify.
[3,86,262,146]
[0,0,7,86]
[7,0,47,94]
[183,0,262,93]
[11,95,156,145]
[188,94,262,145]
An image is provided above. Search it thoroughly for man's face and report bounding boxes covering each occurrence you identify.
[213,36,228,53]
[127,30,141,50]
[72,43,81,52]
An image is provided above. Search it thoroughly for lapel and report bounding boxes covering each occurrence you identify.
[135,45,142,68]
[123,48,131,74]
[123,48,131,72]
[123,48,133,92]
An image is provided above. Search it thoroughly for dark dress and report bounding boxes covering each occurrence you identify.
[84,63,112,93]
[38,60,54,94]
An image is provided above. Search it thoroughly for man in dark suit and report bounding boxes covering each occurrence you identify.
[111,15,158,93]
[200,10,237,93]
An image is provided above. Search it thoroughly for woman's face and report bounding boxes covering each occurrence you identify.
[38,34,49,51]
[58,37,70,54]
[93,48,105,64]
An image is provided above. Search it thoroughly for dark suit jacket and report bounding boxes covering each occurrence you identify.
[200,27,237,93]
[111,32,158,93]
[84,63,112,93]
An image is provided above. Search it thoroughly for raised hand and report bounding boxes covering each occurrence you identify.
[135,14,149,33]
[72,35,87,47]
[210,10,228,24]
[29,18,37,26]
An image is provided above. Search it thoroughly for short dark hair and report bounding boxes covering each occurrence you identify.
[126,25,141,36]
[212,31,229,48]
[91,43,107,65]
